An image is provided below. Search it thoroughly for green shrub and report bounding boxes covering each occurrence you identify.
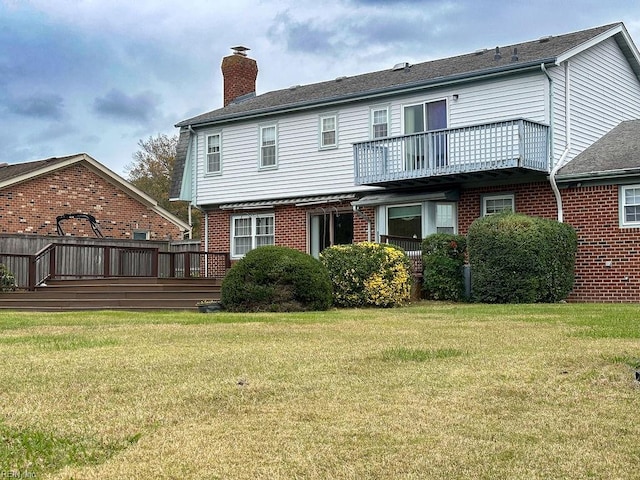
[422,233,467,301]
[467,212,577,303]
[0,263,16,292]
[320,242,412,308]
[220,246,333,312]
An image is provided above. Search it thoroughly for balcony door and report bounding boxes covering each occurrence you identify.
[404,99,447,170]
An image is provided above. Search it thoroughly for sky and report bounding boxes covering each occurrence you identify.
[2,0,640,178]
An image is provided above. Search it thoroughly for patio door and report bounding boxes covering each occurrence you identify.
[404,99,447,170]
[309,211,353,257]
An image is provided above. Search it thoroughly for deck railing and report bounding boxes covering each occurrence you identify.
[380,234,423,277]
[354,118,549,185]
[1,243,230,290]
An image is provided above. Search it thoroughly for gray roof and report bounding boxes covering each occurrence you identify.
[0,155,77,184]
[557,120,640,180]
[176,23,622,128]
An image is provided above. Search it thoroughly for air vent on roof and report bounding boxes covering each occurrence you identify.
[511,47,519,62]
[0,162,8,168]
[288,85,300,90]
[335,76,348,82]
[392,62,410,71]
[474,48,487,55]
[538,36,552,43]
[494,46,501,61]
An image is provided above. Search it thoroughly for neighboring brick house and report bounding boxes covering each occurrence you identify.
[170,23,640,302]
[1,153,189,240]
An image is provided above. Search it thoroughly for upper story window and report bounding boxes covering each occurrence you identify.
[231,213,275,258]
[206,133,221,174]
[482,194,514,216]
[620,185,640,227]
[260,125,277,168]
[320,114,337,148]
[371,107,389,139]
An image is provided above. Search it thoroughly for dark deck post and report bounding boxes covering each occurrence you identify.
[103,246,111,277]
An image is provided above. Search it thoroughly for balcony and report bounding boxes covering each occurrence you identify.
[353,119,549,186]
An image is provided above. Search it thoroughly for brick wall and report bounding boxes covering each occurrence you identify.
[204,202,375,254]
[459,181,640,303]
[203,181,640,302]
[562,184,640,302]
[0,164,184,240]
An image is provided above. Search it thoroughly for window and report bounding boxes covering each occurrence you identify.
[435,203,455,234]
[231,214,275,258]
[403,99,448,169]
[620,185,640,227]
[206,134,221,174]
[381,199,458,240]
[132,230,149,240]
[371,107,389,139]
[320,115,337,148]
[309,211,353,257]
[260,125,277,168]
[387,204,422,238]
[482,194,514,216]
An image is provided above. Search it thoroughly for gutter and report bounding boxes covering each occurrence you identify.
[556,168,640,183]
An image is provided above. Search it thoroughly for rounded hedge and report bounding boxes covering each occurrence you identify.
[220,246,333,312]
[320,242,413,308]
[467,212,577,303]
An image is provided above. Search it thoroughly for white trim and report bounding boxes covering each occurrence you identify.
[556,24,625,64]
[370,105,390,139]
[205,132,222,175]
[619,184,640,228]
[230,212,275,259]
[481,193,515,216]
[318,113,338,149]
[259,123,278,169]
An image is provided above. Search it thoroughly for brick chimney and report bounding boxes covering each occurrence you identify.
[221,46,258,107]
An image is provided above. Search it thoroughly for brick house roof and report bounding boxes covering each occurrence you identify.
[0,156,75,183]
[1,153,190,232]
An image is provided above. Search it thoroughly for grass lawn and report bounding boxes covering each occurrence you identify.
[0,302,639,479]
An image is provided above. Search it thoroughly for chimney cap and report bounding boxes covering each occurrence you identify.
[231,46,250,56]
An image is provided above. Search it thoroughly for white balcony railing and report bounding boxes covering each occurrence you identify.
[353,119,549,185]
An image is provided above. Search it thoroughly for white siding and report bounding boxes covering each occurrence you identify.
[567,37,640,161]
[447,73,547,127]
[193,73,549,206]
[549,64,567,164]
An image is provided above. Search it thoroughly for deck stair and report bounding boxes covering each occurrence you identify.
[0,277,222,311]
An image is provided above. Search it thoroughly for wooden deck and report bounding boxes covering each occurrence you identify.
[0,277,222,311]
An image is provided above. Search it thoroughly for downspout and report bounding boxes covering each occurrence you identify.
[353,205,372,242]
[543,62,571,223]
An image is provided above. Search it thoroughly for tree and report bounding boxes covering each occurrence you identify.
[126,133,200,238]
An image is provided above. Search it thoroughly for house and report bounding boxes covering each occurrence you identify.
[170,23,640,302]
[1,153,189,240]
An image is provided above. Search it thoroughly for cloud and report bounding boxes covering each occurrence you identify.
[6,93,65,119]
[93,89,160,124]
